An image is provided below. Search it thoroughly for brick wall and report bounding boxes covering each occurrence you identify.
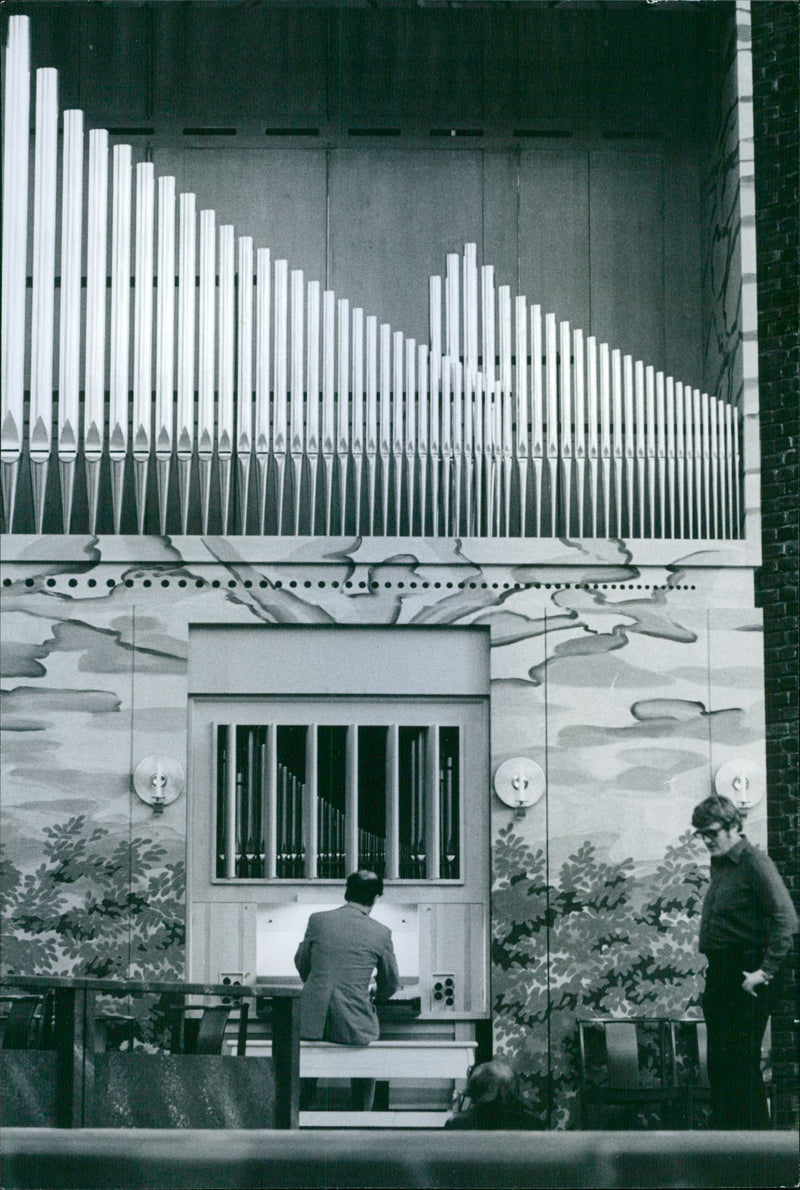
[751,0,799,1130]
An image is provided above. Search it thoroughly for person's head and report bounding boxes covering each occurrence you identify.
[691,794,744,857]
[345,869,383,908]
[464,1060,519,1107]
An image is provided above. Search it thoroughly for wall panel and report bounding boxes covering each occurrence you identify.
[329,149,484,339]
[153,5,329,126]
[518,151,591,332]
[589,148,664,364]
[154,148,328,284]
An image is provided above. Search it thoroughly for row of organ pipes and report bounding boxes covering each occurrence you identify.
[216,724,459,881]
[2,16,741,540]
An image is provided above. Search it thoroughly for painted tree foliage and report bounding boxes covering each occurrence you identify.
[0,815,185,980]
[492,824,708,1127]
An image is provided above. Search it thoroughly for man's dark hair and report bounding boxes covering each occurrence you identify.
[345,869,383,906]
[692,794,744,832]
[466,1060,519,1106]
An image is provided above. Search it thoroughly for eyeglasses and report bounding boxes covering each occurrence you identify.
[693,825,726,840]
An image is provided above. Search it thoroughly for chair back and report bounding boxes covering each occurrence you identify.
[1,997,40,1049]
[671,1018,709,1088]
[194,1005,232,1054]
[604,1022,641,1087]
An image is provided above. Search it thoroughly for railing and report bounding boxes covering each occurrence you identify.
[0,975,300,1129]
[1,16,741,541]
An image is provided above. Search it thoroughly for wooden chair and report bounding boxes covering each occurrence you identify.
[577,1018,682,1129]
[1,997,41,1050]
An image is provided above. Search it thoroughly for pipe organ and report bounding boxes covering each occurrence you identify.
[188,628,489,1029]
[215,722,461,883]
[2,15,741,542]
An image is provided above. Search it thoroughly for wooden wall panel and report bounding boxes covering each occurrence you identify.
[663,142,703,383]
[82,5,153,125]
[482,153,520,298]
[329,150,484,341]
[22,3,81,110]
[518,151,591,332]
[154,149,328,285]
[154,5,329,126]
[516,11,590,133]
[589,149,664,364]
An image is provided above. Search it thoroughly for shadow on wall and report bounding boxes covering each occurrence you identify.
[492,826,708,1129]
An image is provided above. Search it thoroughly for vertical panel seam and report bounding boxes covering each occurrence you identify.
[128,604,136,977]
[706,607,713,787]
[544,606,552,1129]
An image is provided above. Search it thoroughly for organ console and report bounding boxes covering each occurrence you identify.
[1,15,742,542]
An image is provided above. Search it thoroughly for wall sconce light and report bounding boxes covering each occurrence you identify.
[714,758,764,811]
[493,758,545,818]
[133,756,185,815]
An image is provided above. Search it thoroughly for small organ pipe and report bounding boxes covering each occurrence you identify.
[623,355,635,537]
[710,395,720,540]
[156,177,176,535]
[177,193,196,532]
[675,380,686,538]
[418,344,429,534]
[441,357,453,533]
[109,143,132,533]
[656,370,666,538]
[216,223,235,535]
[545,314,558,536]
[446,253,460,362]
[499,289,513,535]
[559,320,572,537]
[635,361,646,538]
[530,306,544,537]
[406,338,417,533]
[306,280,321,534]
[29,68,59,522]
[393,330,404,534]
[255,247,271,533]
[611,349,623,539]
[273,260,289,534]
[645,365,656,537]
[573,329,586,539]
[600,345,611,538]
[515,296,529,537]
[290,269,305,534]
[133,163,155,534]
[57,109,83,531]
[84,130,108,533]
[587,337,599,538]
[693,388,703,537]
[366,316,378,534]
[379,323,392,534]
[1,17,30,529]
[338,298,351,534]
[236,237,254,534]
[666,376,676,539]
[352,307,365,533]
[198,209,216,531]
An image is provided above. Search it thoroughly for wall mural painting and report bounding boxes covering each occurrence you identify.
[492,824,708,1128]
[0,546,764,1105]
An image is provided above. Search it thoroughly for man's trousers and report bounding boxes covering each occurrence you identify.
[702,953,774,1130]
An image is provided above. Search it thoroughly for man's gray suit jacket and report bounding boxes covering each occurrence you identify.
[294,902,400,1044]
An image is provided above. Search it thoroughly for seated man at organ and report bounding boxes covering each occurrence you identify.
[294,869,399,1110]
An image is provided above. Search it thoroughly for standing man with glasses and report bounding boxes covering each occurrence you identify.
[691,794,797,1129]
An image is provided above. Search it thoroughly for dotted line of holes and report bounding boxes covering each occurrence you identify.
[5,576,696,591]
